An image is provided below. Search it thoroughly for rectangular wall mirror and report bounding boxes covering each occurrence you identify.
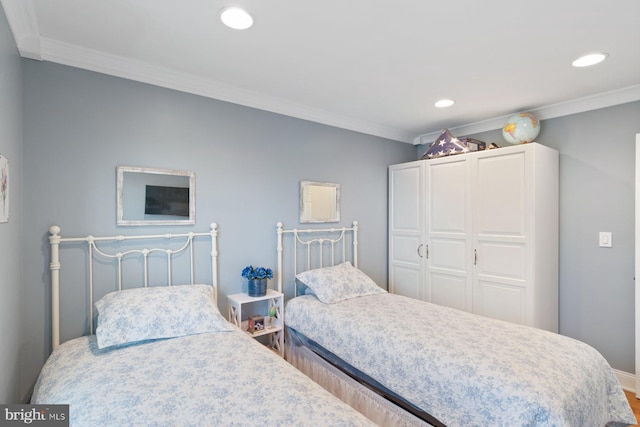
[117,166,195,226]
[300,181,340,223]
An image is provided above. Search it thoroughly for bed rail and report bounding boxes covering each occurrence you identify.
[276,221,358,296]
[48,223,218,351]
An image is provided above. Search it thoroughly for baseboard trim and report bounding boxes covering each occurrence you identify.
[615,369,635,393]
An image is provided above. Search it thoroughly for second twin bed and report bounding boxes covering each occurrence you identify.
[276,221,636,427]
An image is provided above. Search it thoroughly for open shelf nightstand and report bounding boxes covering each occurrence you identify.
[227,289,284,357]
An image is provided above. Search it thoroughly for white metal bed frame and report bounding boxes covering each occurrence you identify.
[48,223,219,351]
[275,220,434,426]
[276,221,358,295]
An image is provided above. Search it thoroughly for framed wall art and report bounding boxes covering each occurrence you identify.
[0,154,8,223]
[116,165,195,226]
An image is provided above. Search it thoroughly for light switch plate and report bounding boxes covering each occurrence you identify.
[599,232,612,248]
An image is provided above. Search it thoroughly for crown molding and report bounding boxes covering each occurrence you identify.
[1,0,41,60]
[4,2,637,146]
[413,84,640,145]
[36,37,415,143]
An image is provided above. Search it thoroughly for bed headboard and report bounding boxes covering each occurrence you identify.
[48,223,219,350]
[276,221,358,297]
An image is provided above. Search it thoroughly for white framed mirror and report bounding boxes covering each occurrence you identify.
[117,166,195,226]
[300,181,340,223]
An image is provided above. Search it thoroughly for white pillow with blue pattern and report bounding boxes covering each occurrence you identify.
[295,262,387,304]
[95,284,232,349]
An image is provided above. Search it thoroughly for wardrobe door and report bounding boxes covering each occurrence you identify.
[471,147,530,325]
[425,156,473,311]
[389,161,425,300]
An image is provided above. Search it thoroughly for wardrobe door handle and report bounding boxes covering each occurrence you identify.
[474,249,478,265]
[426,244,429,259]
[417,244,424,258]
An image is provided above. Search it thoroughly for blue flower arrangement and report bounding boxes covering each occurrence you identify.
[241,265,273,281]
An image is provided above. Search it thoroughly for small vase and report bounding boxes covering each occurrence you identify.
[247,278,267,297]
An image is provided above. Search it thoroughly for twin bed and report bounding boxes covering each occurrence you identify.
[31,224,374,426]
[276,222,636,427]
[32,221,636,426]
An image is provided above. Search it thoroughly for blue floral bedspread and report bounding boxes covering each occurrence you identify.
[285,293,636,427]
[31,330,376,426]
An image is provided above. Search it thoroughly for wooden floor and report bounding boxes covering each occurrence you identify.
[625,390,640,426]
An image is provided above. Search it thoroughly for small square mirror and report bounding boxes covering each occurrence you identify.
[300,181,340,223]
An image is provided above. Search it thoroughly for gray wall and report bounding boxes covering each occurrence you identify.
[12,34,640,398]
[0,7,23,403]
[20,60,416,396]
[418,101,640,373]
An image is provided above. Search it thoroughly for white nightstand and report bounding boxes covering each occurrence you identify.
[227,289,284,357]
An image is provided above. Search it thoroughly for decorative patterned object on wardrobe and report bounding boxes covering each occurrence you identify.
[502,112,541,144]
[458,136,486,152]
[421,129,470,159]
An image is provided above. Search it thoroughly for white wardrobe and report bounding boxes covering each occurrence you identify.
[389,142,559,332]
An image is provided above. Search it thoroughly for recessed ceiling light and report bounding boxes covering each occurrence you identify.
[220,7,253,30]
[435,99,455,108]
[572,53,608,67]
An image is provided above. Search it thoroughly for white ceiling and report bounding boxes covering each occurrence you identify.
[2,0,640,144]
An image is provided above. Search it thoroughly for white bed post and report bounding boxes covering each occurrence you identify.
[276,222,284,294]
[210,223,219,303]
[49,225,61,351]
